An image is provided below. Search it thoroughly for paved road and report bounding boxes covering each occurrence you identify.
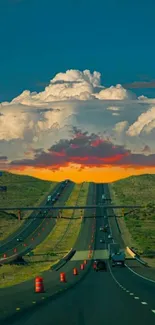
[0,182,95,323]
[4,183,155,325]
[0,181,74,258]
[0,182,59,245]
[104,183,155,281]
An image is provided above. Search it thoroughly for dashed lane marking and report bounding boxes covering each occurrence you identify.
[16,308,20,311]
[108,262,155,315]
[32,301,36,304]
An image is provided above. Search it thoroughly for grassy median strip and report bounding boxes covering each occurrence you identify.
[0,183,90,288]
[0,171,57,240]
[109,174,155,262]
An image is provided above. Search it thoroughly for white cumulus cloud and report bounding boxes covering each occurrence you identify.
[1,69,155,160]
[126,106,155,136]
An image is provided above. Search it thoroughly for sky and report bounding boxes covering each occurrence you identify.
[1,0,155,183]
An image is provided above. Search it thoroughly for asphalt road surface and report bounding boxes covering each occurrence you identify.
[0,182,95,323]
[0,181,74,258]
[4,183,155,325]
[104,183,155,281]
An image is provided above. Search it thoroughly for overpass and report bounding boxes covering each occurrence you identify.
[0,204,143,211]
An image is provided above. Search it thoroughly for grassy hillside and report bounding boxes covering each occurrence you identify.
[109,174,155,255]
[0,171,57,240]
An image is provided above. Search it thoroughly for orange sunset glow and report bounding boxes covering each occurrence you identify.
[9,164,155,183]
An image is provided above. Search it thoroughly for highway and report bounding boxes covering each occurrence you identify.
[104,183,155,281]
[0,181,74,259]
[1,183,155,325]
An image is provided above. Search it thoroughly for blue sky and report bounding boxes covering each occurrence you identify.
[0,0,155,101]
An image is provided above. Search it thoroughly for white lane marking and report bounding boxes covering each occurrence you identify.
[108,263,150,309]
[151,310,155,313]
[108,262,126,290]
[125,264,155,284]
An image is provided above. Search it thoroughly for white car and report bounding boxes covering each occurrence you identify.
[100,227,104,231]
[108,234,112,239]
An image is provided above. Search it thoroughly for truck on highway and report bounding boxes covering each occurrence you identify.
[108,243,125,267]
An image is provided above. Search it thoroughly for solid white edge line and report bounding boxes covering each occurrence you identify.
[125,264,155,284]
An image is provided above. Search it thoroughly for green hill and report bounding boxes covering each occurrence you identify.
[0,171,57,240]
[109,174,155,255]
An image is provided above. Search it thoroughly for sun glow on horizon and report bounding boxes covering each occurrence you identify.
[8,164,155,183]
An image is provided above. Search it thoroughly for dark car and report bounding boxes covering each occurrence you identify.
[93,260,107,271]
[17,237,23,242]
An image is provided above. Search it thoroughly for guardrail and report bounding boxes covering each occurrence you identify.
[126,246,148,266]
[135,256,148,266]
[50,248,76,271]
[0,246,32,265]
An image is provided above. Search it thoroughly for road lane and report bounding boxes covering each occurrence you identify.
[0,181,73,258]
[0,182,60,245]
[104,183,155,281]
[10,184,155,325]
[0,183,95,324]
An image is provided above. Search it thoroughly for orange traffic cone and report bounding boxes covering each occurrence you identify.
[60,272,66,282]
[84,260,87,265]
[80,263,84,270]
[73,268,78,275]
[35,276,45,293]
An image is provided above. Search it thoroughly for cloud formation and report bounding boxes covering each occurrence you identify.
[123,81,155,89]
[1,129,155,172]
[1,69,155,174]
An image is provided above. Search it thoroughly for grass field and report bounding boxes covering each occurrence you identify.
[0,171,57,240]
[0,182,90,288]
[109,174,155,259]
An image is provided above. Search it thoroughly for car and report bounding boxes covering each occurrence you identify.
[99,227,104,231]
[93,260,107,271]
[100,239,105,243]
[108,234,112,239]
[17,237,23,242]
